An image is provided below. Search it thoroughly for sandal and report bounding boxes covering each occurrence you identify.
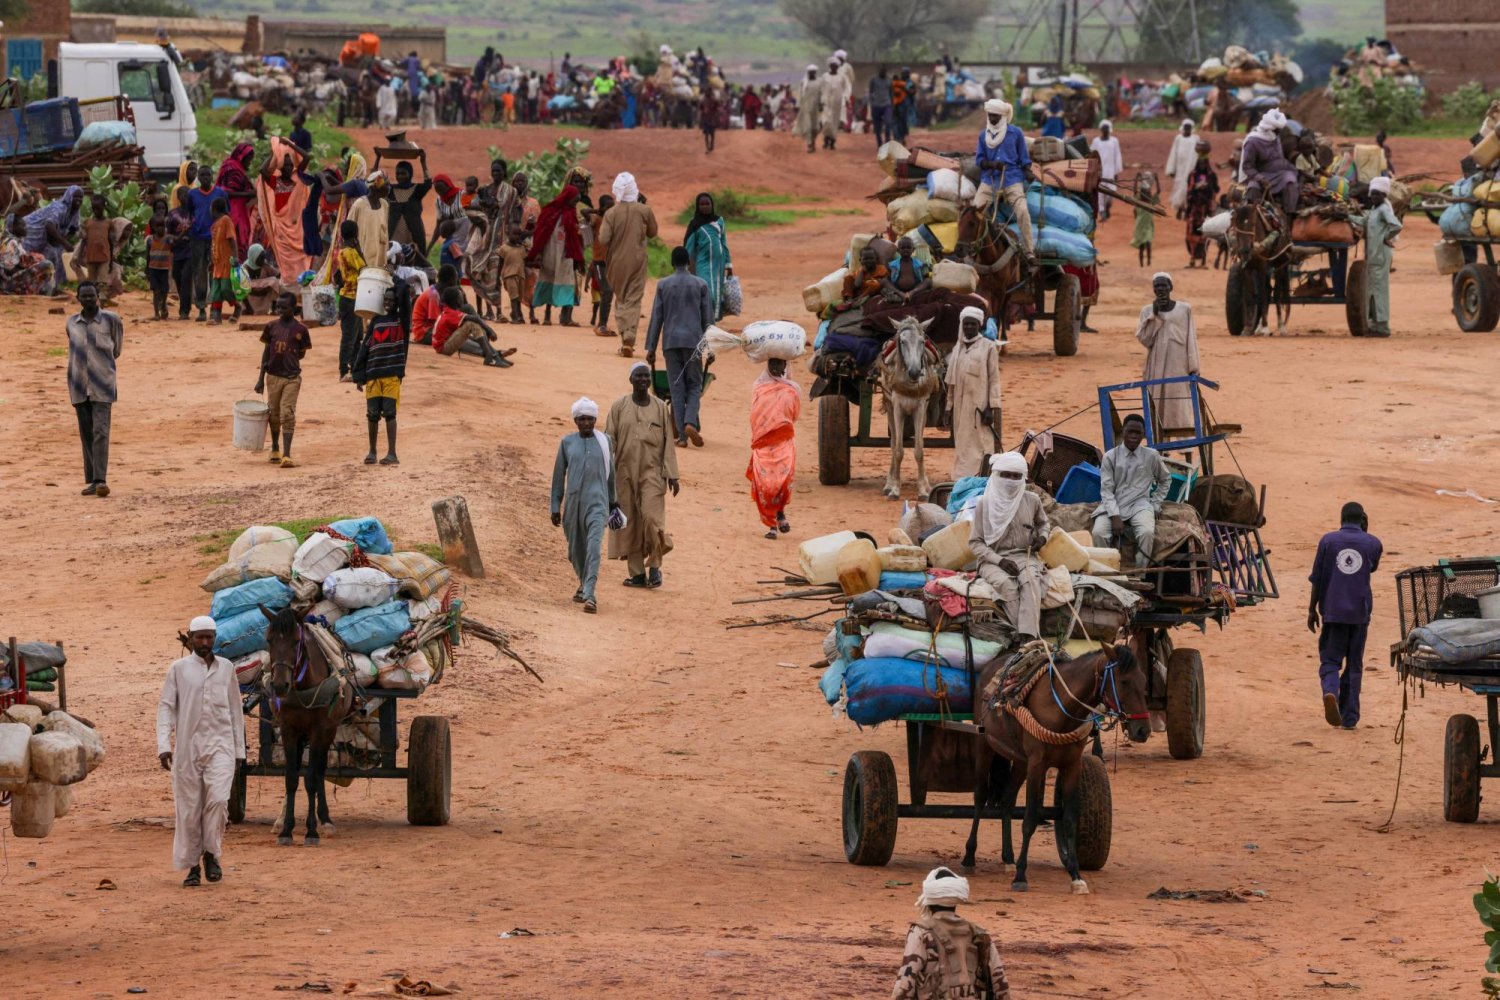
[594,327,615,338]
[623,575,648,588]
[647,569,662,589]
[280,457,296,469]
[618,346,635,358]
[777,513,791,534]
[685,425,704,447]
[182,865,201,887]
[364,453,378,465]
[582,599,597,614]
[764,530,778,540]
[268,450,281,464]
[379,455,400,466]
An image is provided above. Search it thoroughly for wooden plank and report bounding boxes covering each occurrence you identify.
[431,495,485,579]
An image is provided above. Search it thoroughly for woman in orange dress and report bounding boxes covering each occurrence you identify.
[746,358,801,539]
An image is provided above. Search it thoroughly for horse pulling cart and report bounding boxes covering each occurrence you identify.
[1225,201,1368,337]
[1390,558,1500,822]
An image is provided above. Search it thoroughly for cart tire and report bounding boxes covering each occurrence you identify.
[1225,264,1248,337]
[1053,274,1080,357]
[1166,648,1206,760]
[1345,259,1368,337]
[1453,264,1500,333]
[842,750,898,866]
[818,394,851,487]
[228,763,247,825]
[1076,753,1112,871]
[1444,713,1482,823]
[407,715,452,827]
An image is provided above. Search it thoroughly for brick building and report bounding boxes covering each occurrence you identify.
[1387,0,1500,93]
[2,1,72,81]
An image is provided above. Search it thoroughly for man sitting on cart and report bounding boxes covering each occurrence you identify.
[1091,414,1172,568]
[1238,109,1299,218]
[972,98,1036,267]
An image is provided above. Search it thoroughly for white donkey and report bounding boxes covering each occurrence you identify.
[877,315,944,500]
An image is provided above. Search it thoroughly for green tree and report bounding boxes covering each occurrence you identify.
[73,0,198,17]
[781,0,988,62]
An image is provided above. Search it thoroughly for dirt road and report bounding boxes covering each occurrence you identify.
[0,123,1490,998]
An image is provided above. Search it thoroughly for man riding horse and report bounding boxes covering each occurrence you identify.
[972,98,1037,269]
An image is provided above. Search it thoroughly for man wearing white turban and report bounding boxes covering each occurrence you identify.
[606,362,680,588]
[892,866,1011,1000]
[818,59,846,149]
[1136,272,1200,435]
[551,397,620,613]
[968,452,1050,639]
[795,64,824,153]
[944,305,1002,479]
[1164,119,1198,215]
[1352,176,1400,336]
[1238,108,1298,217]
[1090,120,1123,220]
[157,615,245,887]
[973,98,1036,260]
[599,174,658,356]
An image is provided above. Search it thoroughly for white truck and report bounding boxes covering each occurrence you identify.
[56,42,196,180]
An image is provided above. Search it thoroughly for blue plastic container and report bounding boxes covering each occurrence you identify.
[1055,462,1102,504]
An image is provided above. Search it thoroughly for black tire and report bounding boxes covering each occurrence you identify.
[1225,263,1248,337]
[228,763,247,825]
[1453,263,1500,333]
[407,716,452,827]
[1166,648,1206,761]
[1053,274,1080,357]
[842,750,898,866]
[1444,713,1482,823]
[1076,753,1112,871]
[818,393,851,487]
[1345,259,1368,337]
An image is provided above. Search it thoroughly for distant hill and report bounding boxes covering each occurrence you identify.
[201,0,1386,77]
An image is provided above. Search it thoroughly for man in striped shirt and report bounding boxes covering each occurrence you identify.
[66,281,123,497]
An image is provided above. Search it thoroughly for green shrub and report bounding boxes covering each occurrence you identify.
[1330,77,1422,135]
[1444,82,1498,124]
[85,164,152,286]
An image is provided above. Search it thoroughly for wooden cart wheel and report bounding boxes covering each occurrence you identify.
[1076,753,1112,871]
[407,715,452,827]
[1052,274,1081,357]
[1453,264,1500,333]
[842,750,898,866]
[1444,713,1482,823]
[1345,259,1368,337]
[1166,648,1206,760]
[817,394,851,486]
[1225,263,1249,337]
[228,762,247,825]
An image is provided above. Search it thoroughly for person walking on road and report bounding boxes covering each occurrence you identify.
[1090,121,1123,220]
[255,291,311,468]
[1308,501,1382,730]
[868,66,893,147]
[607,363,681,589]
[747,358,800,539]
[551,397,621,614]
[892,867,1012,1000]
[599,172,658,357]
[157,617,245,888]
[1354,176,1402,337]
[644,245,712,447]
[1136,272,1200,438]
[945,306,1002,480]
[67,280,123,498]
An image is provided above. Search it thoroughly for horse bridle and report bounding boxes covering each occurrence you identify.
[1049,656,1148,730]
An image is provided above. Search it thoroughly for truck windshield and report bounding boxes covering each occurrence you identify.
[118,62,172,113]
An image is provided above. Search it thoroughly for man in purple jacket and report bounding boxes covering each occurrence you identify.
[1308,502,1383,729]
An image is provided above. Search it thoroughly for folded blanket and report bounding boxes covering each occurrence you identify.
[1409,618,1500,664]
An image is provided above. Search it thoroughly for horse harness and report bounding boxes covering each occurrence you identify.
[879,333,942,368]
[264,630,353,716]
[985,640,1135,745]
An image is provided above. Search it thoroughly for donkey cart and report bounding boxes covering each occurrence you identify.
[230,687,452,828]
[812,350,955,488]
[1390,558,1500,823]
[1225,203,1368,337]
[842,716,1112,871]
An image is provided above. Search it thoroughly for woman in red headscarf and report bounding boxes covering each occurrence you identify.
[527,184,585,327]
[432,173,470,249]
[216,142,257,260]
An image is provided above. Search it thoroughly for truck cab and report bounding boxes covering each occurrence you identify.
[56,42,196,180]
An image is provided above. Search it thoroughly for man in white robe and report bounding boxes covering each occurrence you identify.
[945,306,1002,479]
[819,60,845,149]
[1136,272,1200,437]
[157,616,245,886]
[1090,120,1123,220]
[1164,120,1198,216]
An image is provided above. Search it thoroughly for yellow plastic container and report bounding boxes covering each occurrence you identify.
[921,518,975,571]
[836,539,884,596]
[1040,527,1090,571]
[798,530,860,585]
[1473,131,1500,170]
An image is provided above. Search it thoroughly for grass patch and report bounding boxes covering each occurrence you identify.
[647,236,673,278]
[45,346,66,357]
[405,542,446,564]
[670,187,843,232]
[190,106,353,168]
[196,516,347,558]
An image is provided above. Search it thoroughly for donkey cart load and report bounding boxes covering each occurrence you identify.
[1390,558,1500,823]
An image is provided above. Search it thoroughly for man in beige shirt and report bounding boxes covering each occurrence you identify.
[598,172,658,357]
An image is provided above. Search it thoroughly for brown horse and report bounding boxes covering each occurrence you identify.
[964,643,1150,893]
[260,606,356,846]
[954,205,1026,334]
[1227,197,1291,336]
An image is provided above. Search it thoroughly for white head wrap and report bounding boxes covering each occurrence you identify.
[659,43,672,55]
[367,170,387,185]
[916,867,971,909]
[983,99,1013,148]
[189,615,217,634]
[1369,176,1392,195]
[628,360,650,376]
[834,48,847,60]
[806,64,819,75]
[1181,118,1194,131]
[612,172,639,203]
[387,241,405,260]
[975,452,1030,546]
[1152,271,1172,285]
[571,397,599,419]
[959,305,986,329]
[1099,118,1112,131]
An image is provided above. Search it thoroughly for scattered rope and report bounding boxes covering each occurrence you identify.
[1374,681,1408,833]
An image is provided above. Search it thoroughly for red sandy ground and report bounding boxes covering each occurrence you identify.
[0,123,1492,998]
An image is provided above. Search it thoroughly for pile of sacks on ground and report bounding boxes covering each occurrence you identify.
[202,518,453,695]
[800,139,1099,322]
[805,500,1138,727]
[0,703,105,839]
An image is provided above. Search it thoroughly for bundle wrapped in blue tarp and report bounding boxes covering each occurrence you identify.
[210,576,293,623]
[845,656,974,726]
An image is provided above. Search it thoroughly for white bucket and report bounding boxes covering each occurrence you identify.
[354,267,393,319]
[1479,586,1500,620]
[302,283,334,326]
[232,399,270,451]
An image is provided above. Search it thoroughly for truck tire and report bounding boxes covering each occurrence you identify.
[1076,754,1112,871]
[842,750,898,866]
[1444,713,1482,823]
[1453,263,1500,333]
[1345,259,1368,337]
[1053,274,1080,357]
[818,393,851,486]
[1166,648,1206,760]
[407,716,452,826]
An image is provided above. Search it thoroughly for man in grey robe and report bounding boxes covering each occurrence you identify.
[968,452,1051,640]
[1091,414,1173,567]
[551,396,620,614]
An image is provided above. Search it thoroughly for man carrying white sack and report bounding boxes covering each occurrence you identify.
[972,99,1036,264]
[891,867,1012,1000]
[157,617,245,888]
[945,306,1002,480]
